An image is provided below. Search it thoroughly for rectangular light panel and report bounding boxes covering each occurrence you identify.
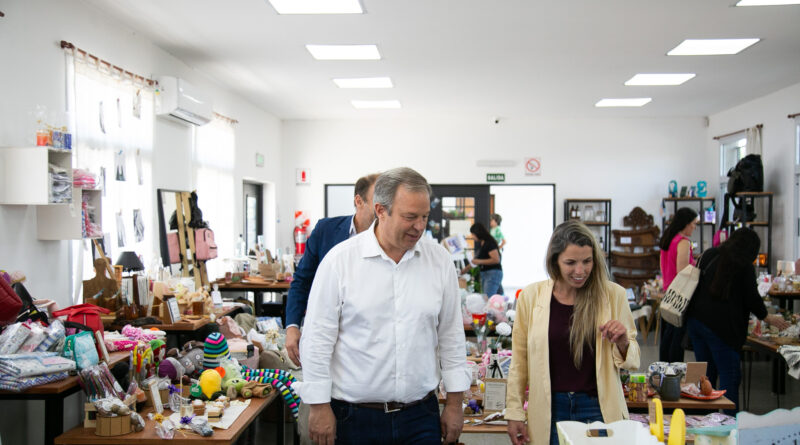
[595,98,652,107]
[268,0,363,14]
[625,73,696,86]
[306,44,381,60]
[667,39,760,55]
[351,100,401,109]
[736,0,800,5]
[333,77,393,88]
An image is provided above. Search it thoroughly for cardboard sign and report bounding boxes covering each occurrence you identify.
[483,378,507,412]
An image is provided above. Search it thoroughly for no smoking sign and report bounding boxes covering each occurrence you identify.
[524,157,541,176]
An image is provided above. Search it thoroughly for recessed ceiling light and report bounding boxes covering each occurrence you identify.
[351,100,401,109]
[333,77,393,88]
[667,39,760,56]
[267,0,363,14]
[306,44,381,60]
[625,74,696,86]
[595,98,652,107]
[736,0,800,5]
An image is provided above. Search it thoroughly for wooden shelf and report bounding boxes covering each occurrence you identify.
[735,191,774,197]
[663,196,715,202]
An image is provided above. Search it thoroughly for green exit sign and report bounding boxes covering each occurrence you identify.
[486,173,505,182]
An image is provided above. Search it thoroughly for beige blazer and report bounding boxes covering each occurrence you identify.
[505,279,640,444]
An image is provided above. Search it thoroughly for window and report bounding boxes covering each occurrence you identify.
[719,134,747,177]
[794,117,800,259]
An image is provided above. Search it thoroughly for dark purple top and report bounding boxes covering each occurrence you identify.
[549,295,598,396]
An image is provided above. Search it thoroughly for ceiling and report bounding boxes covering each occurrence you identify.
[81,0,800,120]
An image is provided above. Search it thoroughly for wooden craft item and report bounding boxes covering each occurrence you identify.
[83,258,119,310]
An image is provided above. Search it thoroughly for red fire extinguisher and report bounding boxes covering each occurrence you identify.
[294,211,310,258]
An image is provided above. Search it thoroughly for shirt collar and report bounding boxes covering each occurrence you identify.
[349,215,357,238]
[360,221,423,262]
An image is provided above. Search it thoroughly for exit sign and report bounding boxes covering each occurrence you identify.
[486,173,505,182]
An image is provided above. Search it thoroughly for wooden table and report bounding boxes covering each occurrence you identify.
[55,392,281,444]
[626,395,735,411]
[745,335,797,400]
[107,306,239,345]
[0,351,129,445]
[213,279,291,323]
[767,290,800,311]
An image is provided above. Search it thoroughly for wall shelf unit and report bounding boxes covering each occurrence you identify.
[564,199,611,256]
[0,146,73,205]
[37,187,102,240]
[724,191,773,274]
[661,197,715,253]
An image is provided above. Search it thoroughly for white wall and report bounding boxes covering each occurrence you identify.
[707,81,800,270]
[278,116,711,250]
[0,2,280,443]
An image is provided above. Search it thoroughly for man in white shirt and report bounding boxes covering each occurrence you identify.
[295,167,469,445]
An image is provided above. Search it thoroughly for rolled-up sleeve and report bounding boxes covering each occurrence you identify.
[505,288,530,421]
[294,255,342,404]
[438,262,470,393]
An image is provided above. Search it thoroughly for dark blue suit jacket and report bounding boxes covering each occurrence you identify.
[285,215,352,327]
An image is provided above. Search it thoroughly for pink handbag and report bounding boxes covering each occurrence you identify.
[167,229,218,264]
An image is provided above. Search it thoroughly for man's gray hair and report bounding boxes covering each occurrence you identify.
[373,167,432,214]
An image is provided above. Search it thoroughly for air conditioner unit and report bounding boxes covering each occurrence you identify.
[155,76,213,126]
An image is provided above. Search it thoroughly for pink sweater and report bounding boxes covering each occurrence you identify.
[660,234,695,288]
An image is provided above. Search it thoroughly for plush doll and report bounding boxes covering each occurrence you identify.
[219,359,247,398]
[149,339,166,365]
[203,332,231,370]
[198,368,223,400]
[170,341,205,378]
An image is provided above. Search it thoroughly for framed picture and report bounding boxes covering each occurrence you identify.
[483,378,507,413]
[165,296,181,323]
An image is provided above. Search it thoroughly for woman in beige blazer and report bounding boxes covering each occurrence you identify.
[506,221,640,445]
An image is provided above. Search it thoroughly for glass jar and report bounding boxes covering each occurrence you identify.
[582,205,595,221]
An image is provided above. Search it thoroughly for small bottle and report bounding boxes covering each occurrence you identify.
[599,236,605,250]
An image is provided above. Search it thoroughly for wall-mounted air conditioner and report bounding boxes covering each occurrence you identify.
[155,76,213,126]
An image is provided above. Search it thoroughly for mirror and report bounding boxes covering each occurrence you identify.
[156,188,187,273]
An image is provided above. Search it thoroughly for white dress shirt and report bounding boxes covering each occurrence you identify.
[294,223,470,404]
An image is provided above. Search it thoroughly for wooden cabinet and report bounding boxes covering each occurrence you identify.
[610,207,660,290]
[0,146,72,205]
[563,199,611,256]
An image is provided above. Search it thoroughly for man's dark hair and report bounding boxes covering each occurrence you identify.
[354,173,379,201]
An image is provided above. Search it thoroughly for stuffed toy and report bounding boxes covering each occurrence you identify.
[486,294,507,322]
[219,359,247,398]
[240,367,300,419]
[198,368,224,400]
[203,332,231,370]
[157,357,185,382]
[167,341,205,378]
[149,339,166,365]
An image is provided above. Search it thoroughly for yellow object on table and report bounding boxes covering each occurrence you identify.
[668,408,686,445]
[649,398,664,442]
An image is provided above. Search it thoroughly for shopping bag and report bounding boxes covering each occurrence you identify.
[660,264,700,328]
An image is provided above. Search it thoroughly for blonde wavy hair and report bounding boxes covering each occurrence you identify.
[545,220,610,368]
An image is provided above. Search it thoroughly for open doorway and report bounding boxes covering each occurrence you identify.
[243,181,263,254]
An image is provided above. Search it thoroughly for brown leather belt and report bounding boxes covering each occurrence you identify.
[335,390,436,413]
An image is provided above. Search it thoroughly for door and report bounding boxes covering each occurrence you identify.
[429,185,491,248]
[243,182,263,254]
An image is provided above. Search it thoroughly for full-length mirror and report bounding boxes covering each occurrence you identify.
[156,188,187,274]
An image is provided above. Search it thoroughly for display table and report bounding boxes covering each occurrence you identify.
[745,335,797,403]
[212,279,291,323]
[106,305,239,345]
[626,395,735,411]
[767,290,800,311]
[0,351,129,445]
[55,392,281,445]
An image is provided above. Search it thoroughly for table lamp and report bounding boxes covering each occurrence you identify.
[116,252,145,318]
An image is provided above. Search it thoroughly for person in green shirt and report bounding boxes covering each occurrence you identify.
[490,213,506,251]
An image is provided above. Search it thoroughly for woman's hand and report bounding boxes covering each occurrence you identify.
[599,320,630,354]
[507,420,529,445]
[765,314,791,331]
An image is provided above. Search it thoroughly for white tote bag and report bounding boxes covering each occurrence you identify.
[660,264,701,328]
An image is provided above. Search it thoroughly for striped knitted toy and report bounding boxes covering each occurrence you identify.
[241,367,301,420]
[203,332,231,370]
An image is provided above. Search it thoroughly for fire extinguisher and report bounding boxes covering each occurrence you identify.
[294,211,310,258]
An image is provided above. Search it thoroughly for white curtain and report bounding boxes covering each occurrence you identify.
[746,125,763,156]
[193,117,235,280]
[67,51,155,302]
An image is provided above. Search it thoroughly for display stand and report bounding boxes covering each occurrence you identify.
[174,191,209,289]
[661,197,715,253]
[563,198,611,256]
[610,207,660,290]
[724,191,773,274]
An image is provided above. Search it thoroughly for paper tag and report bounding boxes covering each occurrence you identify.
[620,236,632,245]
[149,380,164,414]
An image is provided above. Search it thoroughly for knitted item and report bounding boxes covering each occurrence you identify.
[240,367,300,419]
[203,332,231,370]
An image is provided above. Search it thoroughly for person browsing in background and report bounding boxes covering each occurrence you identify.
[284,173,379,367]
[506,221,640,445]
[462,222,504,295]
[658,207,698,363]
[490,213,506,251]
[686,228,789,414]
[295,167,470,445]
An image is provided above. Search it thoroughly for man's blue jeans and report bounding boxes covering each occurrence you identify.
[330,395,441,444]
[550,391,604,445]
[687,317,741,415]
[481,268,504,296]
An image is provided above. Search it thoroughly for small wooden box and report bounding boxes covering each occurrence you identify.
[84,398,136,428]
[94,414,132,436]
[143,388,170,408]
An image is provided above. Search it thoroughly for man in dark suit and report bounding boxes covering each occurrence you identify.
[285,173,378,366]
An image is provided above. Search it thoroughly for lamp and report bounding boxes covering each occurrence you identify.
[116,252,144,273]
